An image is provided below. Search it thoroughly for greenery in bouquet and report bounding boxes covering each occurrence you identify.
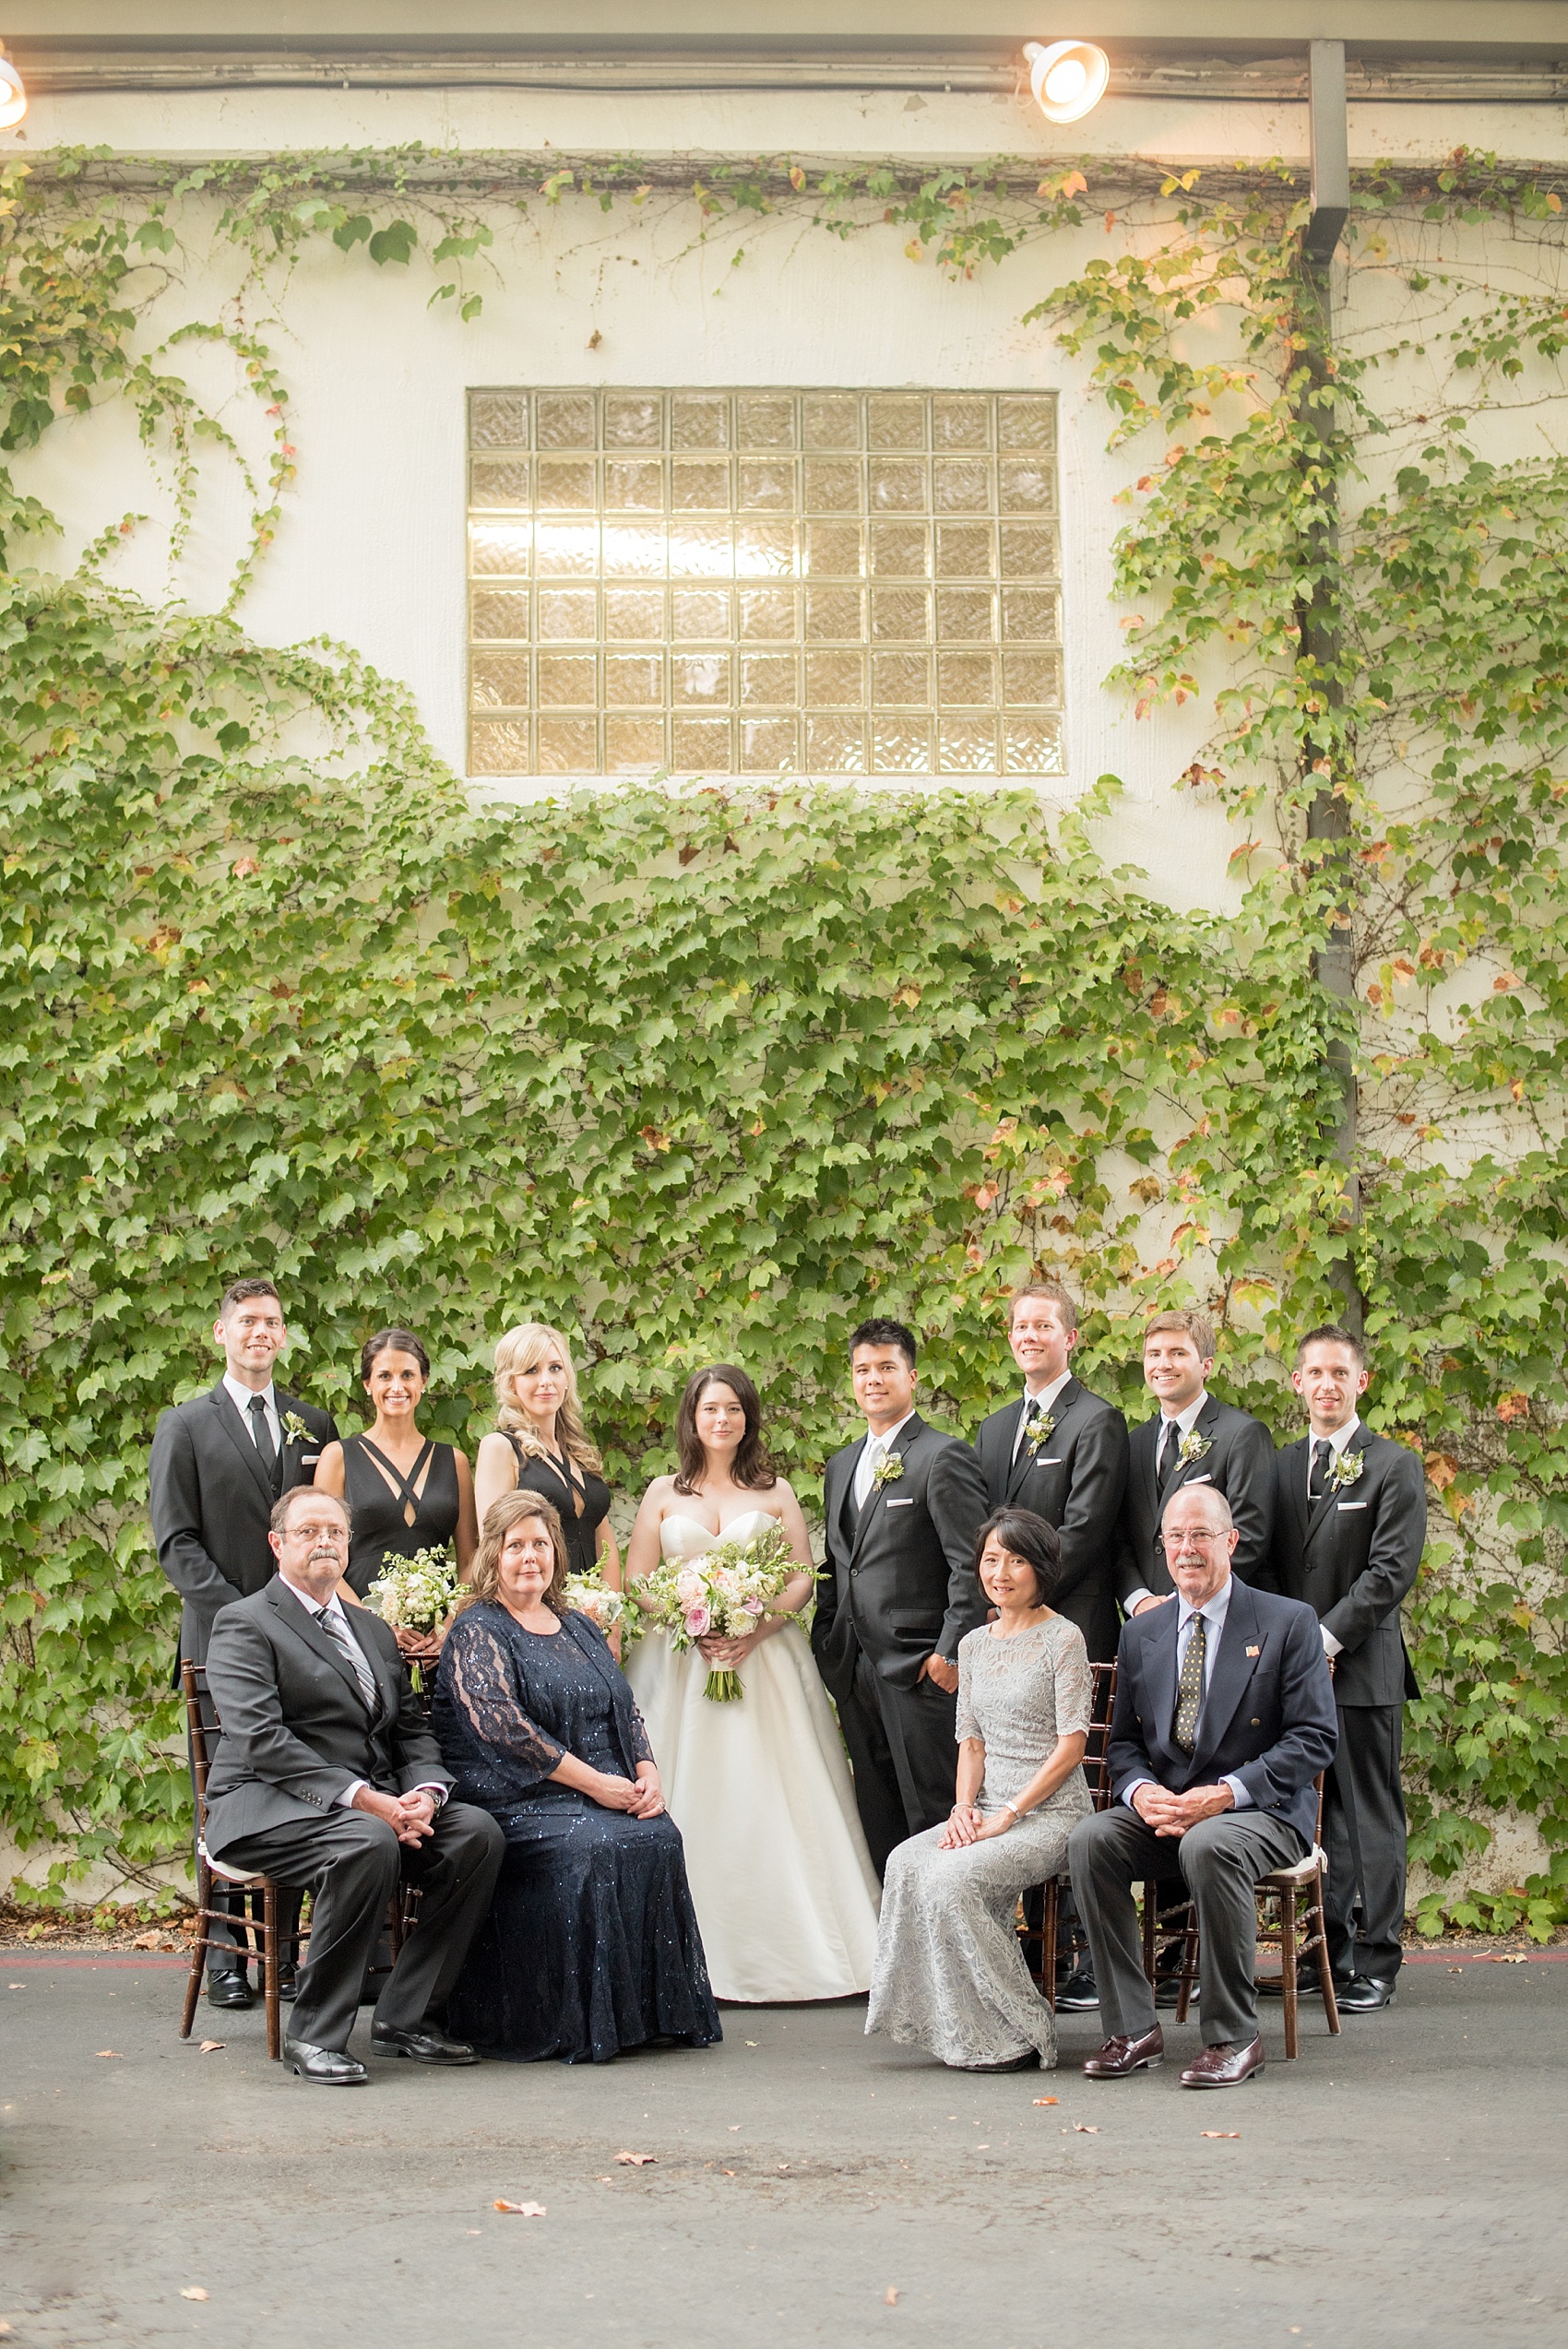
[639,1520,797,1702]
[361,1546,459,1690]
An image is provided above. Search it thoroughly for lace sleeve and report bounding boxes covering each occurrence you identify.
[627,1701,655,1767]
[955,1631,980,1743]
[1051,1619,1094,1739]
[445,1616,564,1777]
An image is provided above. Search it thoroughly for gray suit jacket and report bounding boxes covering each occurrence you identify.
[812,1413,990,1698]
[201,1577,453,1857]
[148,1380,337,1667]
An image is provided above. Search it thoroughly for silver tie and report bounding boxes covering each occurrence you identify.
[317,1604,377,1711]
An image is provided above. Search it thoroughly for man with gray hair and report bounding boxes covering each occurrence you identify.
[1068,1482,1337,2088]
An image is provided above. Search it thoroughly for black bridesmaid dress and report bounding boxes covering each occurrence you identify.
[342,1434,461,1597]
[505,1435,612,1579]
[432,1601,720,2064]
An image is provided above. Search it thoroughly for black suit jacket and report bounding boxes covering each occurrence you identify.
[148,1380,338,1667]
[1271,1426,1426,1707]
[1115,1394,1276,1608]
[1108,1578,1338,1851]
[202,1576,453,1858]
[972,1378,1128,1667]
[813,1413,990,1700]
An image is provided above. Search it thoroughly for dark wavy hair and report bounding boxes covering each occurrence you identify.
[673,1364,776,1495]
[360,1325,431,1385]
[972,1508,1063,1610]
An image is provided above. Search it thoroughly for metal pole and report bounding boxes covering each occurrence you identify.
[1300,38,1360,1333]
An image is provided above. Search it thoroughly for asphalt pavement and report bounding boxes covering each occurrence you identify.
[2,1953,1564,2348]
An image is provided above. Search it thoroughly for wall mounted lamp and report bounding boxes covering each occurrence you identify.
[0,44,28,129]
[1023,40,1111,125]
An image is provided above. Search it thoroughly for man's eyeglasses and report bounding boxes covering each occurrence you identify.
[1165,1529,1230,1555]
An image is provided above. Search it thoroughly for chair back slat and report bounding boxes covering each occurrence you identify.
[1084,1659,1118,1809]
[181,1661,217,1835]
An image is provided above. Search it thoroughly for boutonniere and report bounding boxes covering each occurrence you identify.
[1177,1428,1213,1467]
[281,1410,311,1447]
[873,1452,906,1489]
[1327,1449,1363,1492]
[1025,1414,1056,1457]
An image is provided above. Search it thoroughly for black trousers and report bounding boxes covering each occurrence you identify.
[220,1802,504,2052]
[1324,1702,1408,1981]
[1070,1804,1302,2047]
[834,1644,959,1880]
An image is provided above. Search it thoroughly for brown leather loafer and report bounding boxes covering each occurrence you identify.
[1082,2025,1164,2078]
[1180,2036,1265,2088]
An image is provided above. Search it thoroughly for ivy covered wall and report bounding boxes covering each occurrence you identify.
[1,143,1565,1934]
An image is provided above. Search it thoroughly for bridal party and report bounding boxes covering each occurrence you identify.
[148,1273,1425,2093]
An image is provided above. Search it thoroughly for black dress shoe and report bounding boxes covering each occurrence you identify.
[372,2022,481,2066]
[206,1968,254,2011]
[1336,1973,1397,2011]
[960,2048,1041,2072]
[1258,1965,1322,1999]
[1056,1962,1099,2011]
[277,1962,299,2004]
[285,2037,369,2086]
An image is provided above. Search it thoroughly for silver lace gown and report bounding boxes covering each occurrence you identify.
[866,1616,1093,2069]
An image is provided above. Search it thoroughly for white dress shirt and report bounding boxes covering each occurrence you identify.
[278,1573,445,1814]
[223,1371,279,1453]
[853,1410,919,1510]
[1122,1574,1253,1815]
[1123,1389,1211,1612]
[1009,1368,1075,1463]
[1309,1414,1361,1658]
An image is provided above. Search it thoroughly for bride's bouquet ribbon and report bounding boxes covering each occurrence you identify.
[640,1520,795,1701]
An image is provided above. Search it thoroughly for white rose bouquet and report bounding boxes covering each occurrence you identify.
[640,1519,796,1702]
[561,1573,635,1643]
[362,1545,459,1691]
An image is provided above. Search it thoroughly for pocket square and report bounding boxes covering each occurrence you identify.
[1336,1501,1369,1512]
[1184,1471,1213,1486]
[885,1497,916,1508]
[1035,1456,1063,1466]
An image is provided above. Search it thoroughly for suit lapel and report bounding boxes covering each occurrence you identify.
[1282,1436,1311,1548]
[1303,1430,1371,1556]
[1003,1395,1033,1501]
[1143,1596,1182,1733]
[267,1580,371,1712]
[210,1382,277,1508]
[850,1415,923,1562]
[1192,1579,1261,1769]
[1009,1380,1079,1501]
[1166,1394,1221,1501]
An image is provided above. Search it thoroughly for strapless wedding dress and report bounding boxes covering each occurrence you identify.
[624,1509,881,2002]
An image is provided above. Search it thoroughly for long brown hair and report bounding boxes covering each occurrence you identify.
[673,1364,776,1496]
[492,1321,605,1476]
[457,1490,570,1617]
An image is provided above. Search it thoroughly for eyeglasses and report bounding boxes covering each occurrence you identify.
[1165,1529,1230,1554]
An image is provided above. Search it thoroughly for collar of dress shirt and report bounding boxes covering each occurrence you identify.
[1324,1413,1360,1458]
[862,1409,917,1454]
[1158,1388,1209,1439]
[223,1370,276,1424]
[278,1570,343,1625]
[1021,1369,1074,1418]
[1176,1574,1233,1645]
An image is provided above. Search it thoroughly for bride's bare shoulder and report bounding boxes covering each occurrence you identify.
[640,1472,679,1506]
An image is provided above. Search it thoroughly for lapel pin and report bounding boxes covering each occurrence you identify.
[1245,1644,1261,1658]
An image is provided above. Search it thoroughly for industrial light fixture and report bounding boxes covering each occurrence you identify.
[0,44,28,130]
[1023,39,1110,125]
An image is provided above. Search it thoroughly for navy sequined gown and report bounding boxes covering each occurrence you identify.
[432,1601,720,2063]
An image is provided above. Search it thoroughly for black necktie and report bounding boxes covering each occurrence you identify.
[1018,1397,1039,1458]
[1309,1438,1333,1502]
[1156,1419,1178,1495]
[248,1393,280,1489]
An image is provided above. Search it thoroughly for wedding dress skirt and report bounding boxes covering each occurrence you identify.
[625,1509,882,2002]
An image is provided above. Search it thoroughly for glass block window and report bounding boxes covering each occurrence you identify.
[467,388,1063,779]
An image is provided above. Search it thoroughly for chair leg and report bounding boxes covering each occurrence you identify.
[1175,1906,1198,2025]
[263,1880,281,2063]
[180,1860,212,2041]
[1040,1879,1059,2011]
[1316,1866,1342,2035]
[1280,1887,1300,2059]
[1141,1881,1157,1984]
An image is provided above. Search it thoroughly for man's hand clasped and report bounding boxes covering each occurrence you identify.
[1130,1779,1235,1837]
[351,1785,439,1846]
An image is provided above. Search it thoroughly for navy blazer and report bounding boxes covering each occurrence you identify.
[1107,1578,1337,1852]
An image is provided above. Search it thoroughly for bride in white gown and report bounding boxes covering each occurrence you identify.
[624,1364,881,2003]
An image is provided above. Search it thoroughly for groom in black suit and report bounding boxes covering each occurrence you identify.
[204,1486,504,2084]
[148,1276,337,2006]
[1271,1325,1426,2011]
[1069,1482,1337,2087]
[814,1319,990,1877]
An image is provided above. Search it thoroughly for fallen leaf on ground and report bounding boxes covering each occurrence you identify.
[493,2200,546,2217]
[95,2049,124,2059]
[1072,2123,1099,2134]
[616,2151,656,2165]
[1490,1953,1528,1963]
[1200,2130,1241,2139]
[1032,2096,1059,2106]
[722,2168,735,2177]
[744,2040,758,2046]
[130,1930,162,1949]
[885,2285,900,2304]
[465,2228,481,2236]
[777,2163,790,2172]
[179,2288,209,2302]
[197,2039,225,2054]
[595,2175,612,2183]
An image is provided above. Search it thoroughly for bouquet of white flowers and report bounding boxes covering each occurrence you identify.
[561,1573,634,1643]
[639,1519,796,1702]
[361,1545,459,1690]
